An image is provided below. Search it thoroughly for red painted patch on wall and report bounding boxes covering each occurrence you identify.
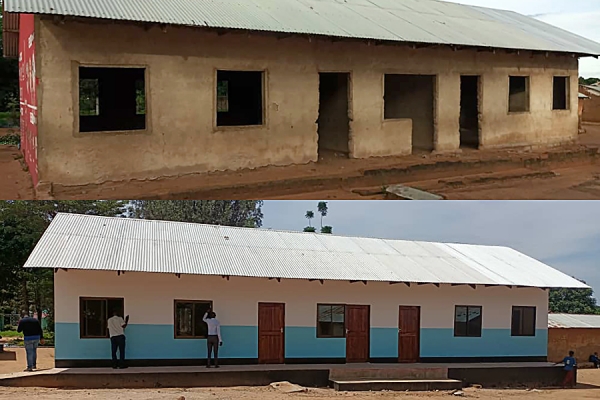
[19,14,38,186]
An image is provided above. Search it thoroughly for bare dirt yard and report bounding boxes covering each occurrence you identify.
[2,125,600,200]
[0,144,34,200]
[0,347,54,375]
[0,370,598,400]
[1,349,599,400]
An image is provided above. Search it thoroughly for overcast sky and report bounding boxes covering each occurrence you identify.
[444,0,600,77]
[262,201,600,299]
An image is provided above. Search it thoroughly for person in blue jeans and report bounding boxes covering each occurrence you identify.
[17,312,44,372]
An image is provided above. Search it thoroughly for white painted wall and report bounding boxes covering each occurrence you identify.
[54,270,548,330]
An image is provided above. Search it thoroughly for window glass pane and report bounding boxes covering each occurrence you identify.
[318,321,333,336]
[523,307,536,336]
[467,307,482,337]
[332,322,345,337]
[194,302,211,337]
[318,305,333,322]
[511,307,521,335]
[175,302,193,337]
[455,306,467,323]
[107,299,124,318]
[332,305,345,323]
[83,299,105,337]
[454,322,467,337]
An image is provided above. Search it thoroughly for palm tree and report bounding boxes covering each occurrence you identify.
[305,210,314,227]
[317,201,328,229]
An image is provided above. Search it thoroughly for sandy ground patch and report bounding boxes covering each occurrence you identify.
[0,347,54,374]
[0,370,598,399]
[0,348,599,400]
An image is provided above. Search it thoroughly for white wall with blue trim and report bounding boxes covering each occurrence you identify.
[54,270,548,361]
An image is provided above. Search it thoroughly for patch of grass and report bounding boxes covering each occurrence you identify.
[0,111,18,128]
[0,330,21,338]
[0,132,20,146]
[0,331,54,347]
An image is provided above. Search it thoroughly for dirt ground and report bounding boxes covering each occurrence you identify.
[0,369,598,400]
[2,125,600,200]
[0,145,34,200]
[1,349,599,399]
[0,347,54,374]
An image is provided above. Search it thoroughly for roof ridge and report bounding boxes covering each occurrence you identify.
[54,213,510,249]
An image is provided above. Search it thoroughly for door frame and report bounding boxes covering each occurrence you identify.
[258,302,285,364]
[345,304,370,363]
[317,71,353,158]
[398,305,421,363]
[459,74,482,149]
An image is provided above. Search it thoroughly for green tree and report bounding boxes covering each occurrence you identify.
[129,200,263,227]
[549,281,600,315]
[579,76,600,86]
[317,201,328,230]
[0,201,127,321]
[0,8,19,112]
[303,202,333,234]
[305,210,314,228]
[320,226,333,234]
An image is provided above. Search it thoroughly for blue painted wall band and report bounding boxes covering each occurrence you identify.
[55,323,547,360]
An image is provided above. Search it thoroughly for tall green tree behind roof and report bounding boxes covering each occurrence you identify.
[129,200,264,228]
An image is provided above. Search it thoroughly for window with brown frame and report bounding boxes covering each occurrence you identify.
[454,305,482,337]
[317,304,345,338]
[511,306,536,336]
[174,300,213,339]
[80,297,124,338]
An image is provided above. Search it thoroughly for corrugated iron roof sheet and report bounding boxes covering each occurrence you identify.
[582,85,600,97]
[23,213,589,289]
[579,93,590,99]
[548,314,600,329]
[5,0,600,55]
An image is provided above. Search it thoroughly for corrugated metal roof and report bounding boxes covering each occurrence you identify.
[548,314,600,329]
[579,93,590,99]
[23,213,589,289]
[5,0,600,56]
[582,85,600,97]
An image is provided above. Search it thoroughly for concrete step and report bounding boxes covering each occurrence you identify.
[329,367,448,381]
[331,379,463,392]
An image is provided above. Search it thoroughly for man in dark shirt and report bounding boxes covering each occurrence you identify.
[17,311,44,372]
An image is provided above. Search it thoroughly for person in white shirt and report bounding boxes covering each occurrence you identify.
[107,310,129,369]
[203,310,223,368]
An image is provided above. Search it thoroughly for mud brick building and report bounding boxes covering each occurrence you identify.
[548,314,600,363]
[3,0,600,192]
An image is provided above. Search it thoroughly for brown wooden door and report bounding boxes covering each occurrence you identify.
[346,305,370,363]
[398,306,420,363]
[258,303,285,364]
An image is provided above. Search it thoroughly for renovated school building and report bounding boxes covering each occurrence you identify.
[3,0,600,192]
[24,213,588,367]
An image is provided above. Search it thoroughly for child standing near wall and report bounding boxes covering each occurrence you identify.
[560,351,577,388]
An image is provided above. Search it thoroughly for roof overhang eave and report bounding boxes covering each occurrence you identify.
[17,13,596,59]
